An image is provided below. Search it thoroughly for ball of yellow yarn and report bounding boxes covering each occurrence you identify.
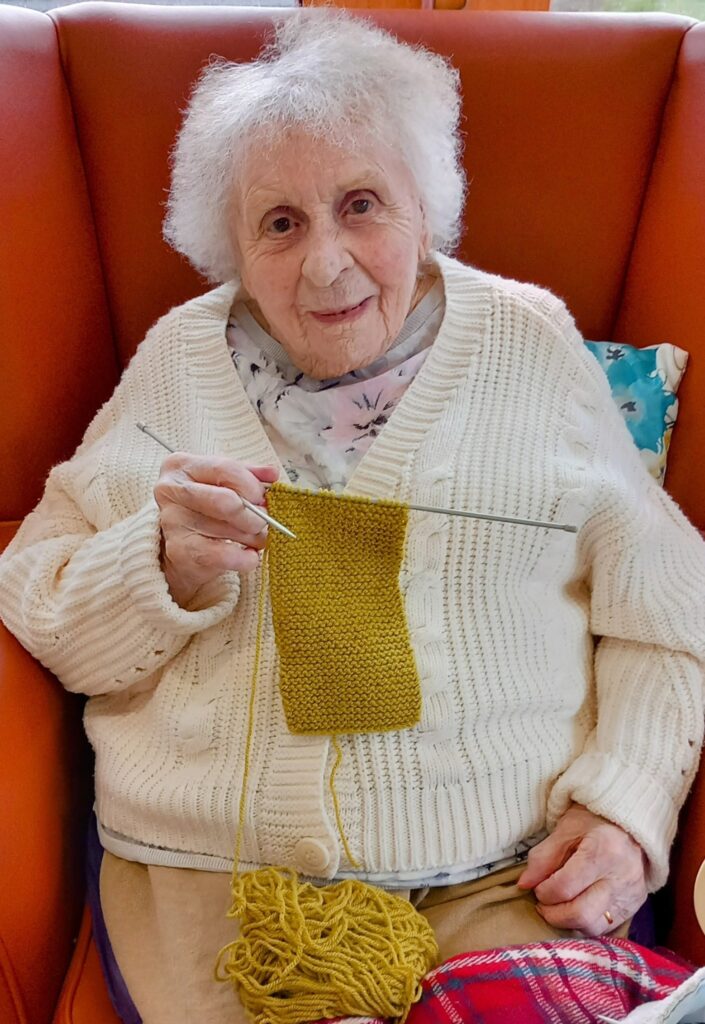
[215,867,439,1024]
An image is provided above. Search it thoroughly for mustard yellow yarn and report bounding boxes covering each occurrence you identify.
[216,488,437,1024]
[266,484,422,735]
[216,868,438,1024]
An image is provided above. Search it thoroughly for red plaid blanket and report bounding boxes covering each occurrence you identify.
[333,939,692,1024]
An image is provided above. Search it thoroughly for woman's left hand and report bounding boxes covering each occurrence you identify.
[516,804,648,935]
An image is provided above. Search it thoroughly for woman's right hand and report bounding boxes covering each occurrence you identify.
[154,453,279,607]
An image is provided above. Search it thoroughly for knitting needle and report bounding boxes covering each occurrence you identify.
[136,422,297,540]
[137,422,576,535]
[596,1016,624,1023]
[405,502,578,534]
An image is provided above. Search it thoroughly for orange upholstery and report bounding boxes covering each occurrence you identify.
[52,910,120,1024]
[0,619,90,1024]
[0,7,117,522]
[0,5,704,1021]
[615,23,705,534]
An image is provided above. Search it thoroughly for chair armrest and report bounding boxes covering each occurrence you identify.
[0,623,91,1024]
[52,905,122,1024]
[665,754,705,965]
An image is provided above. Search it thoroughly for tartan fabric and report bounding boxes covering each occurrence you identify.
[331,940,691,1024]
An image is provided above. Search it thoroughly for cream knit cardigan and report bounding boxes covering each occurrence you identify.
[2,254,704,891]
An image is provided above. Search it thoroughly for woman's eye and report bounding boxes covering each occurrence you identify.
[269,216,292,234]
[349,198,373,215]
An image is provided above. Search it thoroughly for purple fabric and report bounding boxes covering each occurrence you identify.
[86,812,142,1024]
[629,897,657,949]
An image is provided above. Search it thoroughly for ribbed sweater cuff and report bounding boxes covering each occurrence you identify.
[120,502,240,632]
[546,752,678,891]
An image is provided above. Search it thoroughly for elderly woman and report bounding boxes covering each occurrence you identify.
[1,11,704,1024]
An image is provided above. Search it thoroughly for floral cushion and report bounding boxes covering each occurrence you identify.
[586,341,688,485]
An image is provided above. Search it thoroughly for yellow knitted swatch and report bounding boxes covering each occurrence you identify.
[266,484,422,735]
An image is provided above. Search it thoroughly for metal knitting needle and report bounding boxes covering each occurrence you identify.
[136,422,297,540]
[138,422,575,535]
[405,502,578,534]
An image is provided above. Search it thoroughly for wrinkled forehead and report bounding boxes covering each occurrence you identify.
[232,126,419,216]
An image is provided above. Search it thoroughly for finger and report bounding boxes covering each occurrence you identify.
[219,544,261,574]
[219,527,268,551]
[534,841,603,905]
[166,533,262,577]
[162,454,273,505]
[217,541,264,571]
[537,878,618,935]
[249,465,280,485]
[156,477,267,536]
[158,495,266,544]
[517,834,579,890]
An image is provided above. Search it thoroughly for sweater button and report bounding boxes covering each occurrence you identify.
[294,838,332,874]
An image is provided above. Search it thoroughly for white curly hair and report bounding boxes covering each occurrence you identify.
[164,9,466,283]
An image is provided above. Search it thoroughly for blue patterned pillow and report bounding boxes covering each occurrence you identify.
[585,342,688,486]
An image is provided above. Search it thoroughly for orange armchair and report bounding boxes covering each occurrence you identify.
[1,5,705,1022]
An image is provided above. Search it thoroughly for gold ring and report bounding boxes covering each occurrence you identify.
[604,910,614,927]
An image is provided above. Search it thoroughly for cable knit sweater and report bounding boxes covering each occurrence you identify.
[1,253,703,891]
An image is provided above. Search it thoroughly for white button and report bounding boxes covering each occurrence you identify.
[293,837,332,874]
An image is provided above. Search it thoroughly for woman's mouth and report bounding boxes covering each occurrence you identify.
[310,296,373,325]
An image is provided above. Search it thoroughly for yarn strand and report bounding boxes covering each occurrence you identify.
[329,735,361,870]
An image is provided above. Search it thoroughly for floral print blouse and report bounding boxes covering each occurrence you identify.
[226,279,445,492]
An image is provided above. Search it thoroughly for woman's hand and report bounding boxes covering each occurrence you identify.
[516,804,648,935]
[154,453,279,607]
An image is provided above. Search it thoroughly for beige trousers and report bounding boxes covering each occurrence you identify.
[100,852,628,1024]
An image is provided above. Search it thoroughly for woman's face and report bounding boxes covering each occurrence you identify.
[229,130,430,379]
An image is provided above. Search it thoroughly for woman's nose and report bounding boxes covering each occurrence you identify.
[301,226,354,288]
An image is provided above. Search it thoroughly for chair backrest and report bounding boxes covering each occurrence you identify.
[2,4,704,535]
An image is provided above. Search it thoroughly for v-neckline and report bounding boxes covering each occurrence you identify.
[343,256,492,499]
[180,253,492,501]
